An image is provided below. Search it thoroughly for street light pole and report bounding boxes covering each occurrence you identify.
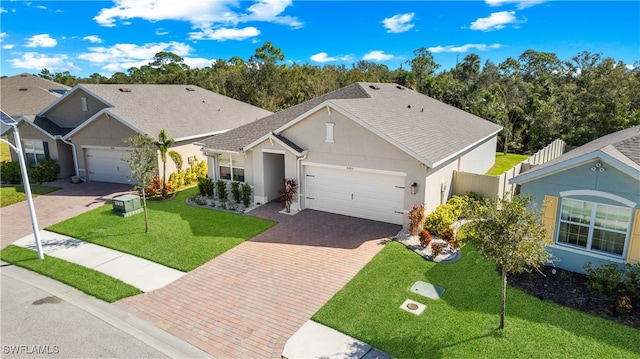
[1,122,44,259]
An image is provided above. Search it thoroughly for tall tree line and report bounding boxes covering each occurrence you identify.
[37,42,640,153]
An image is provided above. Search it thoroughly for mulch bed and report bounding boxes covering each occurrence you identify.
[510,266,639,328]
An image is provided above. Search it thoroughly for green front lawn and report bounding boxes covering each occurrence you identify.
[0,184,61,207]
[486,153,529,176]
[313,242,639,358]
[47,187,276,272]
[0,245,142,302]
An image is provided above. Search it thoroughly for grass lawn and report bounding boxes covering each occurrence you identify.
[0,245,142,302]
[47,187,276,272]
[0,184,61,207]
[313,242,640,358]
[486,153,530,176]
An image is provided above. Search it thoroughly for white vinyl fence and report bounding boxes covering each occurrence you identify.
[453,138,566,200]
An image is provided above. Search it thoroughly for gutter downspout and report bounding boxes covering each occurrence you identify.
[296,151,309,212]
[60,136,85,182]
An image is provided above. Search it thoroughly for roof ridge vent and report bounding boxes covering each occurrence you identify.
[369,85,380,90]
[118,88,131,92]
[19,88,28,91]
[186,87,195,91]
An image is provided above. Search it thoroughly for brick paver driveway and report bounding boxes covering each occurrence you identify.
[116,201,401,358]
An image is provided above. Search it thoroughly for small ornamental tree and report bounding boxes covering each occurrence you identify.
[465,194,551,329]
[123,133,157,233]
[279,178,298,212]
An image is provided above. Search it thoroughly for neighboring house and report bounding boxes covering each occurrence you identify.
[1,83,272,183]
[199,82,502,225]
[511,125,640,273]
[0,73,70,119]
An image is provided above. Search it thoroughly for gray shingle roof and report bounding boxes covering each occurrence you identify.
[0,73,70,117]
[199,82,369,151]
[200,82,502,166]
[72,84,273,141]
[517,125,640,179]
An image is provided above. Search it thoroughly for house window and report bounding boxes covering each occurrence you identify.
[22,139,48,165]
[557,198,631,257]
[219,154,245,182]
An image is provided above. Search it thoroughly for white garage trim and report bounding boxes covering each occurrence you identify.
[303,164,405,224]
[301,161,407,177]
[85,147,132,184]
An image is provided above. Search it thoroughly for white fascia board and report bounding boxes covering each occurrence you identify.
[509,150,640,185]
[430,127,503,168]
[37,85,114,117]
[201,148,241,157]
[243,133,303,156]
[273,101,434,167]
[63,110,141,140]
[177,128,232,143]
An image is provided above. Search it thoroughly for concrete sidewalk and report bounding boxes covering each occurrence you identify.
[12,230,185,292]
[283,320,392,359]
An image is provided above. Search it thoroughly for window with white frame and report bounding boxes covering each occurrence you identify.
[218,153,245,182]
[22,139,48,165]
[557,198,631,257]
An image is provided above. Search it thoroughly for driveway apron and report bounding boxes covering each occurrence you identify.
[115,202,400,358]
[1,179,133,248]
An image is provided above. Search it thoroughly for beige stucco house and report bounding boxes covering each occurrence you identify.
[200,83,502,225]
[2,82,271,184]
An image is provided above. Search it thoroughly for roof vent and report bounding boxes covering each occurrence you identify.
[407,105,412,109]
[369,85,380,90]
[396,85,405,90]
[118,88,131,92]
[186,87,195,91]
[19,88,28,91]
[20,74,27,77]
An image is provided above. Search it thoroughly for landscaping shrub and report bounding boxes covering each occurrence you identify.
[439,228,455,242]
[197,176,214,197]
[231,181,241,203]
[279,178,298,212]
[191,156,207,179]
[617,296,632,316]
[623,263,640,301]
[29,159,59,183]
[183,168,198,186]
[169,150,183,171]
[1,161,22,183]
[145,175,173,198]
[168,171,185,189]
[431,242,443,257]
[240,183,252,207]
[408,204,425,235]
[215,179,228,201]
[419,229,431,247]
[584,262,623,295]
[424,204,457,235]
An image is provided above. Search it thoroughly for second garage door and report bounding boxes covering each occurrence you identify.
[86,148,132,184]
[304,165,405,224]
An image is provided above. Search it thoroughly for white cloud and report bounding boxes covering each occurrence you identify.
[3,44,15,49]
[79,41,194,72]
[310,52,335,63]
[25,34,57,48]
[183,57,217,69]
[26,2,47,10]
[155,28,169,36]
[626,64,636,71]
[0,7,6,13]
[382,12,415,33]
[428,43,502,53]
[94,0,302,40]
[470,11,518,31]
[9,52,80,72]
[363,50,394,61]
[83,35,103,44]
[0,32,6,40]
[485,0,545,10]
[189,27,260,41]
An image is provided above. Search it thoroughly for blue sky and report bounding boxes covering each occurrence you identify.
[1,1,638,78]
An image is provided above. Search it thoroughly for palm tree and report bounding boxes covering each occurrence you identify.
[155,129,174,198]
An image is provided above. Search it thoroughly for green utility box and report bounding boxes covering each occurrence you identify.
[112,194,142,217]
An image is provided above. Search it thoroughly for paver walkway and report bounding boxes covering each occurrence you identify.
[116,202,401,358]
[1,179,132,248]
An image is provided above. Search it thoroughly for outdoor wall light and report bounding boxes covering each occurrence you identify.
[411,182,418,195]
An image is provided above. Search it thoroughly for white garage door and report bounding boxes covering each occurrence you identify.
[86,148,132,184]
[304,165,405,224]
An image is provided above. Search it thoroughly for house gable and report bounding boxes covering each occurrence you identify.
[39,86,112,129]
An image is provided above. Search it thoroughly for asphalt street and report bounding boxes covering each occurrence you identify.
[1,263,210,359]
